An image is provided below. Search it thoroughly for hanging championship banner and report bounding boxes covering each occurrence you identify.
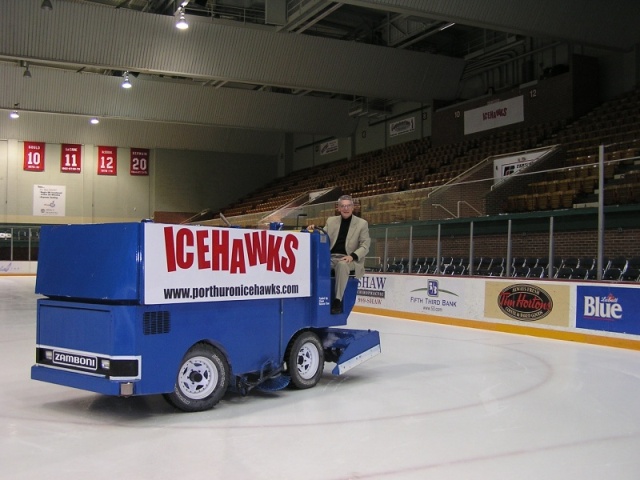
[61,144,82,173]
[24,142,45,172]
[97,146,117,175]
[130,148,150,176]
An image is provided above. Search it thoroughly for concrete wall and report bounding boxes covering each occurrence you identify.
[291,102,431,172]
[0,140,277,224]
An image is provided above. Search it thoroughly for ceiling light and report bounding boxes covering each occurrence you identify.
[90,117,100,125]
[121,72,132,89]
[9,111,20,119]
[176,9,188,30]
[41,0,53,11]
[23,64,32,78]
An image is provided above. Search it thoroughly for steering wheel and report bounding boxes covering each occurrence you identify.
[303,226,327,235]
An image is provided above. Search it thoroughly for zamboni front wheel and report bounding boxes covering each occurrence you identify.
[287,331,324,389]
[164,343,229,412]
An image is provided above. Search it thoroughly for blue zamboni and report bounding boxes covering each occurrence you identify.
[31,221,380,412]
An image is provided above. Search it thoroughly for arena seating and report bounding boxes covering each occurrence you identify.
[214,90,640,283]
[219,88,640,225]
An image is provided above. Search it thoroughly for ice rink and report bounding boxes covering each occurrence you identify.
[2,275,640,479]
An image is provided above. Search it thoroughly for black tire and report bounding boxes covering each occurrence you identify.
[287,331,324,389]
[164,343,229,412]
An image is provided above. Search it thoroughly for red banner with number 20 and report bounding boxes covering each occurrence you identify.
[130,148,149,176]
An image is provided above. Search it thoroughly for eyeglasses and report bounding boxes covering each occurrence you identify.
[338,204,353,209]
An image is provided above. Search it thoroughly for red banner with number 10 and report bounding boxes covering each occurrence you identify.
[24,141,45,172]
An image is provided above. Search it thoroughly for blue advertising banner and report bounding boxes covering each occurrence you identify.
[576,286,640,334]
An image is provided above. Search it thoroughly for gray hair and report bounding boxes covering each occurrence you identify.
[337,195,354,205]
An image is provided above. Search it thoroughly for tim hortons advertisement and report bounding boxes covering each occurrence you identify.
[143,224,311,304]
[484,281,570,327]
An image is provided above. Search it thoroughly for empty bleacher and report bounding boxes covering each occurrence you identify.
[207,89,640,284]
[217,88,640,227]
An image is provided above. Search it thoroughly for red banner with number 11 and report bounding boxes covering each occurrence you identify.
[61,144,82,173]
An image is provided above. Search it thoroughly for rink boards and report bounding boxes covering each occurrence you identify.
[354,273,640,350]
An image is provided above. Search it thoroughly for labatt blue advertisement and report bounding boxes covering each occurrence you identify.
[576,286,640,334]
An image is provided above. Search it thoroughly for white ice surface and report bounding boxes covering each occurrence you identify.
[2,276,640,479]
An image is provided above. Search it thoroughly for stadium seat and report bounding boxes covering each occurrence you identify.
[621,267,640,282]
[609,256,628,271]
[556,267,573,279]
[512,266,530,278]
[562,257,580,269]
[603,268,622,281]
[577,257,594,270]
[571,267,589,280]
[452,265,466,275]
[489,265,504,277]
[529,266,545,278]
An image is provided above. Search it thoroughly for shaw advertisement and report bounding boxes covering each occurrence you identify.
[144,224,311,304]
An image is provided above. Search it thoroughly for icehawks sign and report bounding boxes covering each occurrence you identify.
[144,224,311,304]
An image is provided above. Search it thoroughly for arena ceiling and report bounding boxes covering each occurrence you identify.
[1,0,639,154]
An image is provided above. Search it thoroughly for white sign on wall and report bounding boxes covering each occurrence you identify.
[389,117,416,137]
[464,96,524,135]
[319,139,339,156]
[33,185,66,217]
[493,148,553,184]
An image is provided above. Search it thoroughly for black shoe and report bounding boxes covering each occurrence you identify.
[331,299,343,314]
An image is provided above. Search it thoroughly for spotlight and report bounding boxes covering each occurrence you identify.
[9,111,20,119]
[41,0,53,11]
[176,8,188,30]
[121,72,132,89]
[90,117,100,125]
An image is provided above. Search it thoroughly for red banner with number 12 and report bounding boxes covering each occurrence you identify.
[97,146,117,175]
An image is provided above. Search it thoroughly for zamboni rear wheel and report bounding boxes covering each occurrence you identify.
[287,331,324,389]
[164,343,229,412]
